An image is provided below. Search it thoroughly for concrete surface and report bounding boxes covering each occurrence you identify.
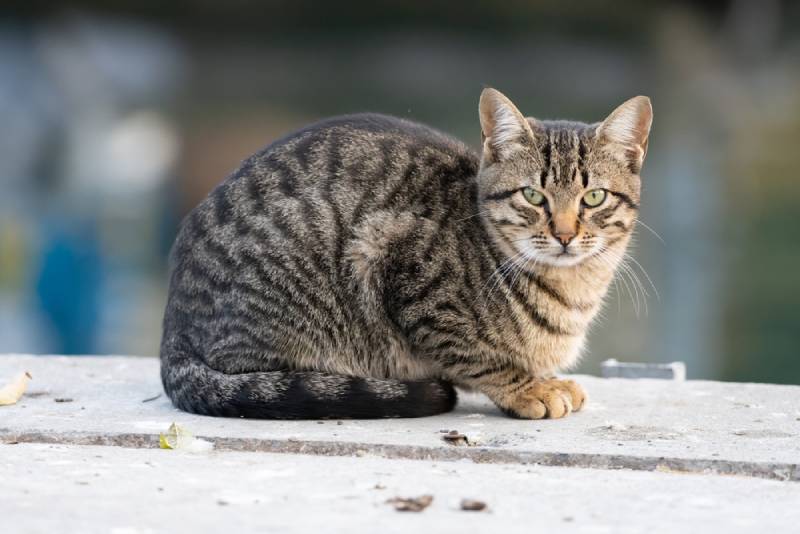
[3,354,800,533]
[4,442,800,534]
[2,355,799,481]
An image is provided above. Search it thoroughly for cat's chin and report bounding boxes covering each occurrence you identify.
[525,251,591,268]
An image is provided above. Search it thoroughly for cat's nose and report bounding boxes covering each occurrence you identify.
[554,231,576,246]
[551,211,578,247]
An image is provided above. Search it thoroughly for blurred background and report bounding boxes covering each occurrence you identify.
[1,0,798,383]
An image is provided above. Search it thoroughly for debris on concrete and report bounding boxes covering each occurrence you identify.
[601,359,686,380]
[459,499,487,511]
[141,394,162,403]
[442,430,469,446]
[386,494,433,512]
[159,423,214,453]
[5,443,800,534]
[0,371,32,406]
[54,398,73,403]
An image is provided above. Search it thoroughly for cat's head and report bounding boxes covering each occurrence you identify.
[476,88,652,268]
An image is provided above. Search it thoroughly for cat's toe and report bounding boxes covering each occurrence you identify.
[535,382,572,419]
[555,379,586,412]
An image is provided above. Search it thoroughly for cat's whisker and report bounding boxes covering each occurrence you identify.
[621,265,642,317]
[624,253,660,302]
[597,245,640,317]
[592,244,621,314]
[620,257,650,316]
[633,218,665,245]
[604,244,656,316]
[508,252,532,291]
[621,260,646,316]
[480,250,526,305]
[454,210,493,223]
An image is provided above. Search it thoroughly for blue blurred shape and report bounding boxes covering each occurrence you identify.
[34,221,103,355]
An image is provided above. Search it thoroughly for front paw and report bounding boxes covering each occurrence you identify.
[508,378,586,419]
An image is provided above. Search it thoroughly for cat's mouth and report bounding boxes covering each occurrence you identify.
[532,247,591,267]
[517,240,591,267]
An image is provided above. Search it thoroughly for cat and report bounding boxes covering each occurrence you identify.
[160,88,652,420]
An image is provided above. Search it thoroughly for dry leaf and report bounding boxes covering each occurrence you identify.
[442,430,469,446]
[386,495,433,512]
[0,372,32,406]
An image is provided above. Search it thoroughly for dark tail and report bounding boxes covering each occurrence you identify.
[160,350,457,419]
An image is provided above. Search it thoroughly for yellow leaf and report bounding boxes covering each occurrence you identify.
[159,422,189,449]
[159,423,214,452]
[0,371,32,406]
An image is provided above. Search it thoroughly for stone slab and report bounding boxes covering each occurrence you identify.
[1,355,799,480]
[3,442,800,534]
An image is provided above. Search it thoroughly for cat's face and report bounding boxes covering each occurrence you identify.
[477,89,652,267]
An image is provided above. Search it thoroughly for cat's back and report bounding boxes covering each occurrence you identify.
[176,112,479,264]
[262,112,475,165]
[171,112,479,297]
[242,113,477,193]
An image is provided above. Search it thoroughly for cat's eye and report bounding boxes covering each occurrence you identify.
[522,187,546,206]
[583,189,606,207]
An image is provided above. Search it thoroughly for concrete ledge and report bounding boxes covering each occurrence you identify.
[2,355,799,482]
[5,443,800,534]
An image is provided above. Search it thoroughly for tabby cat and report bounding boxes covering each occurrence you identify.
[160,88,652,419]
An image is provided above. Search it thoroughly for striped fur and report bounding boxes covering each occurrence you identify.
[160,90,652,419]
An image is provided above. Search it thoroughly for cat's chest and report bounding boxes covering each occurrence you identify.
[503,275,609,374]
[516,326,588,375]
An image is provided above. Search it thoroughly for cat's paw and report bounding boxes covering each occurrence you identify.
[512,378,586,419]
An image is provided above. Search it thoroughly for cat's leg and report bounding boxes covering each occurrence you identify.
[455,367,586,419]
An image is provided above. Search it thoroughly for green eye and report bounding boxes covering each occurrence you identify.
[522,187,546,206]
[583,189,606,207]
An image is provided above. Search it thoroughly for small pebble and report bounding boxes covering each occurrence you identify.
[460,499,487,512]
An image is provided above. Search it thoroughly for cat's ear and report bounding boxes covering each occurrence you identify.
[479,88,535,162]
[596,96,653,174]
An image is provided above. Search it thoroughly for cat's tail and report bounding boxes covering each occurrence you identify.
[160,349,457,419]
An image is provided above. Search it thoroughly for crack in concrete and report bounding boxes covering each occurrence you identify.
[2,429,797,482]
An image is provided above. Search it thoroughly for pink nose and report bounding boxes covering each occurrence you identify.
[554,231,576,246]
